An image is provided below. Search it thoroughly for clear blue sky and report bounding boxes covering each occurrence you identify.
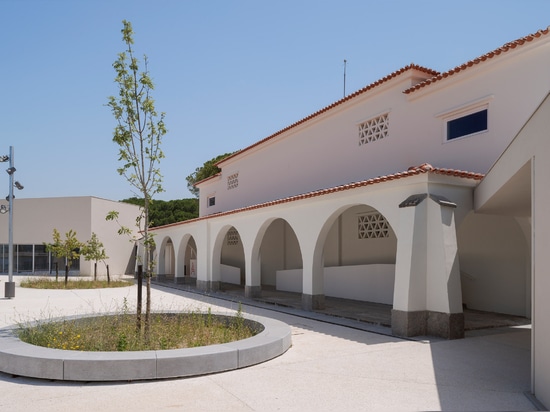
[1,0,549,201]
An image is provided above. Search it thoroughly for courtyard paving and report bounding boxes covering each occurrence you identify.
[0,274,540,411]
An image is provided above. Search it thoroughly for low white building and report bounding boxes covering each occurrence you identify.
[150,27,550,405]
[0,196,140,277]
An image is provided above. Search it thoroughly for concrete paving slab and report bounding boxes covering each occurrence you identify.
[0,274,542,411]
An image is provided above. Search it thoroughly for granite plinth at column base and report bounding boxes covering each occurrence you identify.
[391,309,464,340]
[175,277,196,285]
[245,285,262,299]
[196,280,220,293]
[302,294,325,311]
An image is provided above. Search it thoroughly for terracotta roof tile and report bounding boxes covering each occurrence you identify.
[216,64,438,167]
[404,27,550,94]
[153,163,483,230]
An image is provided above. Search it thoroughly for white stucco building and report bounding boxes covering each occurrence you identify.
[149,27,550,405]
[0,197,140,277]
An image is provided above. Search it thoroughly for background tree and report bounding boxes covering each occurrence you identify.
[185,152,234,197]
[45,229,83,286]
[107,20,166,339]
[121,197,199,226]
[81,232,108,281]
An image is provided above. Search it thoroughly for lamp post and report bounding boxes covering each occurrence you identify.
[0,146,23,298]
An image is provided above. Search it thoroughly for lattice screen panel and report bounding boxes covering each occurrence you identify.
[227,228,240,245]
[227,173,239,190]
[358,213,390,239]
[359,113,389,145]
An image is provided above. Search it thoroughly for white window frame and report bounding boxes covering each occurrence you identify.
[207,195,216,207]
[436,95,493,143]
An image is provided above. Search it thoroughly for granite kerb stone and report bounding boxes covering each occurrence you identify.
[0,312,292,382]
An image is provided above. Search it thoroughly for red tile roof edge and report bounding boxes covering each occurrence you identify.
[195,171,221,186]
[154,163,483,230]
[215,64,439,168]
[404,27,550,94]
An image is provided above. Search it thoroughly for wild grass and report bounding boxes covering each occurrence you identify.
[20,277,132,290]
[17,303,257,351]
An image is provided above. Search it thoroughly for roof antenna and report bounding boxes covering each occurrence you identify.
[343,59,347,98]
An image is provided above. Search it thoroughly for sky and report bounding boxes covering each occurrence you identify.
[1,0,550,201]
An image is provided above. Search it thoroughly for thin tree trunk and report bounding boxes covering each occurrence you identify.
[145,275,151,342]
[107,264,110,283]
[136,265,143,333]
[94,262,97,281]
[143,195,151,343]
[64,265,69,286]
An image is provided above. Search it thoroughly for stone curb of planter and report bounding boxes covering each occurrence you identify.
[0,313,292,382]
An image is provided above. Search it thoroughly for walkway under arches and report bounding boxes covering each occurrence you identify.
[151,166,483,340]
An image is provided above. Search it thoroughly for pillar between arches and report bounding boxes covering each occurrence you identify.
[392,193,464,340]
[244,245,262,298]
[301,254,325,310]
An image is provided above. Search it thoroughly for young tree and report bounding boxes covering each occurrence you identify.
[107,20,166,339]
[81,232,108,281]
[45,229,83,286]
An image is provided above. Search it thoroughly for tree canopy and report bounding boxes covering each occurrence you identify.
[185,152,234,197]
[120,198,199,227]
[80,232,108,281]
[44,229,83,285]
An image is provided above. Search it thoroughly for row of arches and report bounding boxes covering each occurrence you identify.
[156,204,398,308]
[150,180,531,338]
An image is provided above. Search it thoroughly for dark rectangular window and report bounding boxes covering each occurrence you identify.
[447,109,487,140]
[208,196,216,207]
[0,244,6,273]
[17,244,33,272]
[34,244,50,272]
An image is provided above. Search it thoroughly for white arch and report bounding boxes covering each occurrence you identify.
[156,235,175,277]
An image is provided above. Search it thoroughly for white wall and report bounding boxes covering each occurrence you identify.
[259,219,302,286]
[322,205,397,270]
[325,264,395,304]
[220,228,245,283]
[8,197,92,243]
[276,264,395,304]
[220,263,240,284]
[0,197,140,277]
[473,92,550,405]
[458,212,529,316]
[89,197,141,276]
[198,37,550,217]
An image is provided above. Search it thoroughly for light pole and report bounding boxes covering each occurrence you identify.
[0,146,24,298]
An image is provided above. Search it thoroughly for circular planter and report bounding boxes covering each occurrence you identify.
[0,313,291,382]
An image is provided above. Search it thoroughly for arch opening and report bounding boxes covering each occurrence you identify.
[176,234,198,285]
[157,237,175,281]
[259,218,303,294]
[218,226,246,287]
[320,204,397,305]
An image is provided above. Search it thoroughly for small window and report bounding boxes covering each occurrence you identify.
[207,196,216,207]
[447,109,487,140]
